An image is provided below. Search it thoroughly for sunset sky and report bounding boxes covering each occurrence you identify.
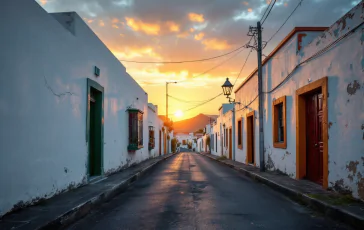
[37,0,358,121]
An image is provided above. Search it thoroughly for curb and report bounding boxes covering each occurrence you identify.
[199,153,364,229]
[38,153,176,230]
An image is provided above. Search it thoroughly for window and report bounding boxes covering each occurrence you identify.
[148,126,155,150]
[238,119,242,149]
[128,109,143,151]
[182,140,186,145]
[273,96,287,148]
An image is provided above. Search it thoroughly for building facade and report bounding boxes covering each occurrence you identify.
[233,3,363,200]
[0,0,167,216]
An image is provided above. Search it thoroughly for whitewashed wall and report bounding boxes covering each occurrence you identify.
[147,104,161,157]
[234,3,364,200]
[0,0,151,216]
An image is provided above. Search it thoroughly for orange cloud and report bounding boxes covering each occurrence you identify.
[177,31,189,38]
[202,38,231,50]
[242,1,249,5]
[112,18,120,24]
[39,0,48,5]
[113,46,161,59]
[188,13,205,22]
[194,32,205,40]
[87,19,94,24]
[99,20,105,27]
[166,21,180,32]
[112,25,119,29]
[248,8,253,12]
[125,17,160,35]
[190,28,195,32]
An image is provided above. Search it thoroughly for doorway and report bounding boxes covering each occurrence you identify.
[306,91,323,184]
[87,79,104,179]
[228,128,232,159]
[296,77,328,188]
[246,111,255,164]
[159,130,162,156]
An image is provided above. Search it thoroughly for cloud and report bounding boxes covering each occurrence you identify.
[188,13,205,22]
[113,46,161,59]
[99,20,105,26]
[125,17,160,35]
[194,32,205,40]
[166,21,180,32]
[201,38,231,50]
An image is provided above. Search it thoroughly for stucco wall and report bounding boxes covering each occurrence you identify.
[0,0,152,216]
[234,3,364,200]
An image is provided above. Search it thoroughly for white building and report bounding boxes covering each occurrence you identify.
[233,3,363,200]
[0,0,164,216]
[211,104,234,158]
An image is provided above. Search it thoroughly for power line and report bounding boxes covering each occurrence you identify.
[118,44,247,64]
[233,48,253,86]
[260,0,274,22]
[236,21,362,112]
[266,0,304,44]
[168,94,218,104]
[169,93,223,115]
[261,0,277,25]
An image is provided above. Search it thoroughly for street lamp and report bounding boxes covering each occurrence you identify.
[221,78,238,104]
[222,78,233,98]
[221,78,240,161]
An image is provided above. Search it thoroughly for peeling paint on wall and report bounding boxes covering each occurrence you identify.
[358,178,364,200]
[346,161,359,174]
[330,179,352,195]
[346,80,361,95]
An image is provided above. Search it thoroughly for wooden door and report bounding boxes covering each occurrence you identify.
[159,130,162,156]
[247,113,255,164]
[306,91,323,184]
[229,128,232,159]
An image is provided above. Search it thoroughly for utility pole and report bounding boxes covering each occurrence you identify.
[166,82,177,153]
[257,21,265,172]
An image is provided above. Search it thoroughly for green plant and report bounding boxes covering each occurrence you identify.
[217,156,227,160]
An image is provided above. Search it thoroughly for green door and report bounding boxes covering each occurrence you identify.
[89,87,102,176]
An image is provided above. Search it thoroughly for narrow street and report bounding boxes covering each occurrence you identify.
[68,152,351,230]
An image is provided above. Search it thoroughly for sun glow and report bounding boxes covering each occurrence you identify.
[174,110,183,118]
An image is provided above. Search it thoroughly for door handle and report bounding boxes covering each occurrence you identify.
[314,143,318,147]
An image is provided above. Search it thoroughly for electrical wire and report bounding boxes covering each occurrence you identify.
[236,21,363,112]
[261,0,277,25]
[118,44,247,64]
[260,0,274,22]
[168,94,218,104]
[169,93,223,115]
[265,0,304,45]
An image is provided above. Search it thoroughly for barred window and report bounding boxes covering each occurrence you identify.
[128,109,143,151]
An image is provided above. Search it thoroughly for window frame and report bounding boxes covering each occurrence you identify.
[127,108,144,151]
[237,118,242,149]
[148,126,155,150]
[272,96,287,149]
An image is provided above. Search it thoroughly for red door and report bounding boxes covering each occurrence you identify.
[306,91,323,184]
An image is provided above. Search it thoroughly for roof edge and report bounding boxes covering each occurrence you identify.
[234,27,328,93]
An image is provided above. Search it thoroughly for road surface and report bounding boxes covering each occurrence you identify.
[68,152,351,230]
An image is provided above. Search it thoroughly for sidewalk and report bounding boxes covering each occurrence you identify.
[0,153,175,230]
[199,152,364,229]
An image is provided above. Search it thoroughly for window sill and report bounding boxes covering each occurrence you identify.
[128,144,144,151]
[273,142,286,149]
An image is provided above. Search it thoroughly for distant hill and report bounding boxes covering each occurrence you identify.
[173,114,217,133]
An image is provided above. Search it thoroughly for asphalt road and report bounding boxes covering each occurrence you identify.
[68,152,351,230]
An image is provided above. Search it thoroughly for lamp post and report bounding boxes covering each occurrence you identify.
[166,81,177,153]
[221,78,240,161]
